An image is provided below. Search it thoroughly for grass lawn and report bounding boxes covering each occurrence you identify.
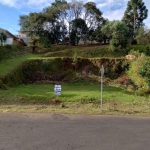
[0,83,149,116]
[0,54,42,76]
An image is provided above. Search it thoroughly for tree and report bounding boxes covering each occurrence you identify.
[122,0,148,38]
[0,32,7,46]
[111,21,128,48]
[19,1,68,45]
[19,15,29,32]
[19,0,105,46]
[95,26,107,44]
[40,0,69,44]
[68,0,84,20]
[48,0,68,42]
[84,2,104,30]
[101,21,112,43]
[128,53,150,95]
[101,20,128,51]
[135,26,150,44]
[29,36,40,53]
[83,2,104,44]
[19,12,47,37]
[65,0,84,45]
[70,18,87,45]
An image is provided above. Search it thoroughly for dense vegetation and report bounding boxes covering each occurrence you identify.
[0,44,150,94]
[19,0,148,49]
[0,44,150,115]
[0,0,150,115]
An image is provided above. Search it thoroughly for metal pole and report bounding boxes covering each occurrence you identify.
[100,76,103,110]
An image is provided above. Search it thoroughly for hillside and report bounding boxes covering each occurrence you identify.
[0,44,149,115]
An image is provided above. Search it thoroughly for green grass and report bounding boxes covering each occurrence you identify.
[0,83,149,116]
[130,44,150,53]
[0,45,31,61]
[0,44,150,115]
[0,54,42,76]
[44,44,149,58]
[43,44,150,58]
[43,45,125,58]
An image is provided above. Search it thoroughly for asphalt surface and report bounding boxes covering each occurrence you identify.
[0,113,150,150]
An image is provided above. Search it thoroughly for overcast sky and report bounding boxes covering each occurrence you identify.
[0,0,149,34]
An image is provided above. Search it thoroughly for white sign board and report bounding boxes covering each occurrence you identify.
[54,85,61,95]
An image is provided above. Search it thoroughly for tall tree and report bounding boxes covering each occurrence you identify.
[19,0,105,46]
[135,26,150,44]
[101,20,128,50]
[100,20,112,44]
[19,12,46,37]
[66,0,84,44]
[84,2,104,30]
[70,18,87,45]
[68,0,84,20]
[19,1,68,44]
[122,0,148,37]
[43,0,68,43]
[83,2,104,44]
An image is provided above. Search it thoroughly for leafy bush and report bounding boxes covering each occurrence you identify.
[127,53,150,95]
[0,45,27,62]
[4,44,12,49]
[128,49,140,57]
[131,39,137,45]
[110,39,120,48]
[39,38,51,48]
[145,46,150,56]
[139,57,150,86]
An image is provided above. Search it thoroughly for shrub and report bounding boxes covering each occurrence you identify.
[127,53,150,95]
[128,49,140,57]
[4,44,12,49]
[39,38,51,48]
[145,46,150,56]
[139,57,150,87]
[131,39,137,45]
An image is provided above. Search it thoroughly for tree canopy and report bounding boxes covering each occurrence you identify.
[19,0,149,46]
[19,0,104,45]
[122,0,148,37]
[101,20,128,50]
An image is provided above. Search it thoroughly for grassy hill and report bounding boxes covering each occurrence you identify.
[0,44,149,115]
[0,44,148,89]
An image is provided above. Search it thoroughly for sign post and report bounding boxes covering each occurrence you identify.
[100,65,104,110]
[54,85,61,98]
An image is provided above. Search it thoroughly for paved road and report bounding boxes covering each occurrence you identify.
[0,113,150,150]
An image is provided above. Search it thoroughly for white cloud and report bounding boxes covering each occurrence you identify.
[99,0,150,28]
[97,3,107,8]
[96,0,127,21]
[103,9,125,21]
[0,0,149,28]
[0,0,53,8]
[27,0,52,8]
[0,0,19,7]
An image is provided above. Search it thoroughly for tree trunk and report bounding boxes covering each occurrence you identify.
[32,46,36,53]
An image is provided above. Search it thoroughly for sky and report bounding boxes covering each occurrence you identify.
[0,0,150,35]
